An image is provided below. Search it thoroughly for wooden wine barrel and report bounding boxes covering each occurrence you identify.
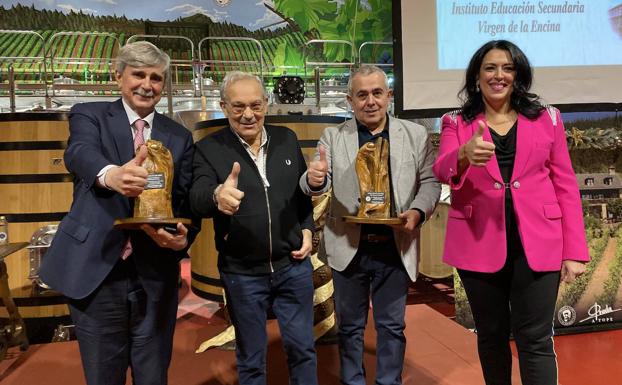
[189,115,348,301]
[419,202,452,279]
[0,112,73,342]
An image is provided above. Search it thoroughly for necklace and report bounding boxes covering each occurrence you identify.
[486,111,517,126]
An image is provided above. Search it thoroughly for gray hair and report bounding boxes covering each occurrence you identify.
[220,71,266,101]
[347,65,390,96]
[115,41,170,75]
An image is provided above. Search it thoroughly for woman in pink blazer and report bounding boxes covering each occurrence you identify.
[433,40,589,385]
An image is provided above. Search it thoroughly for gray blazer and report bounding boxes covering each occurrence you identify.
[300,117,440,281]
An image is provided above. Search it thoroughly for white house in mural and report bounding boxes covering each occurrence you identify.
[577,166,622,220]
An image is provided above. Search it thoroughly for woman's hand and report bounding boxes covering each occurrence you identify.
[458,120,496,169]
[561,260,586,283]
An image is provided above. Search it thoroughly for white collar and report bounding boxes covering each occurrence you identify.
[230,125,268,149]
[121,98,155,128]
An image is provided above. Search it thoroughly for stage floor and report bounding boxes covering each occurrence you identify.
[0,302,522,385]
[2,259,622,384]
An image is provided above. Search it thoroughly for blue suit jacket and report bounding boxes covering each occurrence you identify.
[39,99,196,300]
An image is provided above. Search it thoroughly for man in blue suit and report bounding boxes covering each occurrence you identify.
[39,41,196,385]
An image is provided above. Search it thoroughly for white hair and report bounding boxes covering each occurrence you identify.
[220,71,266,101]
[347,65,390,96]
[115,41,170,75]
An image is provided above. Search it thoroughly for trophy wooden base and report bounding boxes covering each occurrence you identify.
[114,217,192,230]
[343,216,405,225]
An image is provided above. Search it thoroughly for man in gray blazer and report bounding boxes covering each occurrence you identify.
[300,65,440,385]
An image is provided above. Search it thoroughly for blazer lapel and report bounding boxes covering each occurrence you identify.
[342,119,362,200]
[151,113,172,149]
[108,99,134,164]
[343,119,359,166]
[511,113,533,180]
[388,117,404,189]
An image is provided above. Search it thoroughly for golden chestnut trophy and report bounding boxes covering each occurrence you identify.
[114,140,191,229]
[344,137,404,224]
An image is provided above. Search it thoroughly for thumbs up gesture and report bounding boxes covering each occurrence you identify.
[460,120,496,167]
[105,145,149,197]
[307,144,329,188]
[215,162,245,215]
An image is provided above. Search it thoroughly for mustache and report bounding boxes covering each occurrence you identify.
[133,89,154,97]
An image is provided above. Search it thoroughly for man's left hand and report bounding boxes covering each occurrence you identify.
[391,209,422,233]
[141,222,189,251]
[291,229,313,260]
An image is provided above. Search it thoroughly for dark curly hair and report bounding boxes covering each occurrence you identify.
[459,40,543,122]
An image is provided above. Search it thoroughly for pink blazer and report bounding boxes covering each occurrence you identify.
[433,107,589,272]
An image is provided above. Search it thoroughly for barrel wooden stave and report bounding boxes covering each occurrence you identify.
[419,203,452,279]
[0,150,66,174]
[0,183,72,214]
[0,116,72,329]
[189,219,222,301]
[0,120,69,142]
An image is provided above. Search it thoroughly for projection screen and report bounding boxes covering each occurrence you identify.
[393,0,622,118]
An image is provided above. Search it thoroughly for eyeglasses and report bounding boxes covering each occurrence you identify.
[225,101,265,115]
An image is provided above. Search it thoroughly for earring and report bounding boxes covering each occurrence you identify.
[475,83,480,93]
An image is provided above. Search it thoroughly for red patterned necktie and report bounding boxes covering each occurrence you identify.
[121,119,148,260]
[133,119,146,151]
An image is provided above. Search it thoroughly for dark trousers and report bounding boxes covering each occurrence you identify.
[69,257,178,385]
[220,258,318,385]
[458,253,561,385]
[332,240,410,385]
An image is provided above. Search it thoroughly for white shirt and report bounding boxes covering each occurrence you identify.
[230,126,270,187]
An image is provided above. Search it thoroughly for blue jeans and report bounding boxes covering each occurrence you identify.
[332,240,410,385]
[220,258,318,385]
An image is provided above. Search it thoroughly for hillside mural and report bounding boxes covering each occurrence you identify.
[0,1,393,83]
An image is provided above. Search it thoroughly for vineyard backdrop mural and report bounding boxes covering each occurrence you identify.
[554,114,622,331]
[0,0,393,81]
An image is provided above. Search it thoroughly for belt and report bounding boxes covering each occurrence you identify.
[362,233,393,243]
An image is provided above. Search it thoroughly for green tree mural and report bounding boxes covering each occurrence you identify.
[272,0,392,63]
[272,41,304,74]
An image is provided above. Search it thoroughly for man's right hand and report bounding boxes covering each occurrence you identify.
[307,144,328,188]
[215,162,245,215]
[105,145,148,197]
[459,120,496,167]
